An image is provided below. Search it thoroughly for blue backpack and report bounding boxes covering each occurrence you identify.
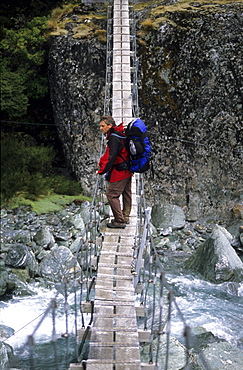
[125,118,151,173]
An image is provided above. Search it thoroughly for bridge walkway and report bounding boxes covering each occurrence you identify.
[86,0,147,368]
[86,177,143,369]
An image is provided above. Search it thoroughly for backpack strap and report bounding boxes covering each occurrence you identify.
[110,133,127,140]
[110,133,127,163]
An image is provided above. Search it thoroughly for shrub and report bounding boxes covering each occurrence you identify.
[1,134,54,200]
[94,29,106,43]
[50,175,83,195]
[1,133,83,202]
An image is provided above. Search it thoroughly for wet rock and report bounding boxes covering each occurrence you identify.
[151,204,186,230]
[13,230,32,245]
[0,325,14,341]
[0,204,91,296]
[225,281,241,296]
[240,233,243,247]
[33,227,55,248]
[45,214,61,226]
[70,237,83,254]
[160,227,172,236]
[35,249,48,261]
[148,222,158,237]
[0,269,36,297]
[39,246,81,282]
[5,244,30,268]
[4,244,38,277]
[78,200,98,224]
[11,268,30,283]
[0,341,10,370]
[68,214,85,231]
[141,335,187,369]
[197,341,243,369]
[7,272,36,296]
[0,270,8,296]
[184,225,243,283]
[191,326,223,349]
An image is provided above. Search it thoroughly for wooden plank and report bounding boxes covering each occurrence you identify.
[86,1,142,368]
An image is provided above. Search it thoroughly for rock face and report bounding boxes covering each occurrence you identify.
[48,1,243,218]
[184,225,243,283]
[151,203,185,230]
[48,3,107,194]
[137,1,243,220]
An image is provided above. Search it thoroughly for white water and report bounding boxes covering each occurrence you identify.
[167,274,243,348]
[1,274,243,368]
[0,284,91,348]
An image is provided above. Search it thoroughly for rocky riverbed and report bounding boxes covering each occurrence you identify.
[1,201,242,297]
[0,200,243,369]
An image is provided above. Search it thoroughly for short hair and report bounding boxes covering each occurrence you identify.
[100,115,116,126]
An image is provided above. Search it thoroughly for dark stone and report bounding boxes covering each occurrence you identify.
[48,2,242,218]
[151,203,186,230]
[184,225,243,283]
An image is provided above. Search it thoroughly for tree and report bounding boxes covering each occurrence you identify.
[1,16,48,119]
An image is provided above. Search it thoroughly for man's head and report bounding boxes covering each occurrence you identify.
[99,116,116,134]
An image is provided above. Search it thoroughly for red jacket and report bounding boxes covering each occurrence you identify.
[98,124,132,182]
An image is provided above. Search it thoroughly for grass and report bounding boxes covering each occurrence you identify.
[137,0,239,33]
[47,4,107,39]
[7,193,92,215]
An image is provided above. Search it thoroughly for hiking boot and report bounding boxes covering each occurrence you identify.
[107,222,126,229]
[111,218,129,224]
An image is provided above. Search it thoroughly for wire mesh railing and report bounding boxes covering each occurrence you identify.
[103,0,113,116]
[131,174,211,369]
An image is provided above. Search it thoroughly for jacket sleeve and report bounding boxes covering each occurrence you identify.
[98,135,123,174]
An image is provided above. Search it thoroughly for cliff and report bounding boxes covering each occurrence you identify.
[48,1,243,219]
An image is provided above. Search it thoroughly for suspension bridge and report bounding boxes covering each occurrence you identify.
[76,1,147,367]
[8,1,212,369]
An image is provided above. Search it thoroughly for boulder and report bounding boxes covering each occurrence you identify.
[184,225,243,283]
[151,204,186,230]
[7,273,36,296]
[39,246,81,282]
[0,325,14,341]
[70,237,83,254]
[197,341,243,369]
[0,270,8,296]
[78,200,93,224]
[0,341,9,370]
[69,214,85,231]
[33,227,55,248]
[4,244,39,277]
[5,244,29,268]
[141,335,186,369]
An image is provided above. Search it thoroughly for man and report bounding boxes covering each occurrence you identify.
[97,115,132,228]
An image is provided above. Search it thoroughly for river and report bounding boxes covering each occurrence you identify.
[1,269,243,369]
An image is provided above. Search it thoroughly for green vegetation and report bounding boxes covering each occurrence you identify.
[1,134,83,204]
[1,1,95,205]
[1,16,49,119]
[47,2,107,39]
[7,194,91,215]
[137,0,237,36]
